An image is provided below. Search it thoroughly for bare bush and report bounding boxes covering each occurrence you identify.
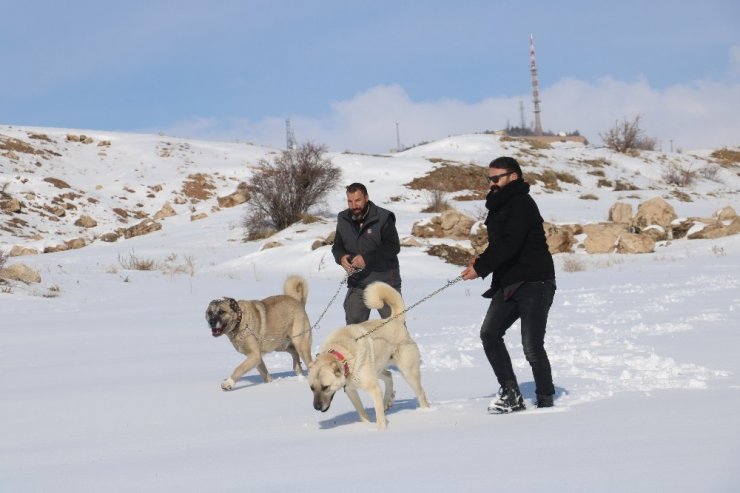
[698,164,721,181]
[118,251,158,271]
[421,189,452,213]
[600,115,656,153]
[161,253,196,277]
[0,249,7,269]
[663,163,697,187]
[244,142,341,234]
[562,256,586,272]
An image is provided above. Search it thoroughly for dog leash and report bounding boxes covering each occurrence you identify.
[307,266,363,333]
[354,275,464,341]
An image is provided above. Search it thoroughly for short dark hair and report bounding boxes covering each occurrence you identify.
[489,156,523,178]
[345,182,368,196]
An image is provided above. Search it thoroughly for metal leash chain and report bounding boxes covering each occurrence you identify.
[242,267,363,343]
[354,274,464,341]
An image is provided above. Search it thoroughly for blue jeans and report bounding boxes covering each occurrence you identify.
[479,280,556,396]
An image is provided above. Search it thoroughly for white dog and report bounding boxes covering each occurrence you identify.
[308,281,429,429]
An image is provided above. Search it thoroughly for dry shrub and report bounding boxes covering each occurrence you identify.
[579,194,599,200]
[0,135,43,155]
[244,142,341,233]
[118,251,158,271]
[555,171,581,185]
[597,178,613,188]
[426,244,471,266]
[698,164,721,181]
[663,163,696,187]
[161,253,196,277]
[406,162,487,192]
[587,169,606,177]
[526,169,561,191]
[562,256,586,272]
[600,115,656,153]
[0,249,7,269]
[42,285,61,298]
[421,189,452,213]
[581,158,611,168]
[613,180,639,191]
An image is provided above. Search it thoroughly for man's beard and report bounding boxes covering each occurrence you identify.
[351,202,370,220]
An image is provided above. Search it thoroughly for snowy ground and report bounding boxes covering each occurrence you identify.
[1,128,739,491]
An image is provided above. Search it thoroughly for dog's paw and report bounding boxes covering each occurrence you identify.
[221,378,235,391]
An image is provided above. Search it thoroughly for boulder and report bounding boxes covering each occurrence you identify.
[261,241,283,250]
[543,222,576,254]
[153,202,177,220]
[99,232,120,243]
[1,198,23,213]
[0,263,41,283]
[616,233,655,254]
[65,238,86,250]
[633,197,677,230]
[190,213,208,221]
[608,202,633,224]
[412,209,476,240]
[426,244,473,266]
[119,218,162,239]
[583,223,627,254]
[714,206,737,222]
[74,215,98,228]
[9,246,38,257]
[217,187,250,208]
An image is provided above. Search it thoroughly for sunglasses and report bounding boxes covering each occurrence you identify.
[487,171,513,183]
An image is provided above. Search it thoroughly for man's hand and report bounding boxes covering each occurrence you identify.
[340,254,353,272]
[461,265,479,281]
[350,254,366,270]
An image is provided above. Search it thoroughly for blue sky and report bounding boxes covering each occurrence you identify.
[2,0,739,152]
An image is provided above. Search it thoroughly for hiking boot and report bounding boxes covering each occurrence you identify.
[488,386,525,414]
[536,394,554,408]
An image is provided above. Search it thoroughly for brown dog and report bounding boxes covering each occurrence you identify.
[206,276,312,390]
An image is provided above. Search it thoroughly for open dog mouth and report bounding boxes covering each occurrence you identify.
[210,324,224,337]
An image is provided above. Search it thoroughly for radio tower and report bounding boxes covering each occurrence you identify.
[285,119,297,150]
[529,34,543,136]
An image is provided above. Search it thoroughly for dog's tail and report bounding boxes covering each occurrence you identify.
[363,282,404,320]
[284,275,309,305]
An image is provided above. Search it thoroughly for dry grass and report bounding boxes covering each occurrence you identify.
[421,189,452,213]
[118,251,158,271]
[562,256,586,272]
[161,253,196,277]
[710,148,740,167]
[579,194,599,200]
[406,162,487,192]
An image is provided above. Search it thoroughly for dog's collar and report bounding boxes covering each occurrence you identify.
[328,349,351,378]
[226,298,242,329]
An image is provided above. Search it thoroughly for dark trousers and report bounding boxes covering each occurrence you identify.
[344,285,401,324]
[480,281,556,396]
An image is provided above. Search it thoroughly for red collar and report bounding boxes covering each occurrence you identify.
[328,349,351,377]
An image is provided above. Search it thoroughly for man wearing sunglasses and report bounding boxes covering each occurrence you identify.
[461,156,556,413]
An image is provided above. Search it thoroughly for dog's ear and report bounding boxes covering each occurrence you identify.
[226,297,239,313]
[333,361,343,377]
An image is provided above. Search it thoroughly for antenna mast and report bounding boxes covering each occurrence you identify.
[529,34,543,136]
[285,119,297,150]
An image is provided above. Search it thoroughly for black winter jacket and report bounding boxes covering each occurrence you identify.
[473,179,555,294]
[332,201,401,288]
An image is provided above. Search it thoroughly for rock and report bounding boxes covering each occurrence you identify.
[583,223,628,254]
[634,197,677,230]
[714,206,737,222]
[65,238,86,250]
[9,246,38,257]
[190,213,208,221]
[44,244,68,254]
[470,222,488,255]
[543,222,576,254]
[0,263,41,283]
[426,244,473,266]
[400,236,424,247]
[608,202,633,224]
[119,218,162,239]
[687,217,740,240]
[616,233,655,253]
[411,209,475,240]
[217,187,250,208]
[99,232,120,243]
[74,215,98,228]
[261,241,283,250]
[1,198,23,213]
[153,201,176,220]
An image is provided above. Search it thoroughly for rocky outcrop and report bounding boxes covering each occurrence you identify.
[411,209,476,240]
[9,246,38,257]
[118,218,162,239]
[74,215,97,228]
[608,202,633,224]
[153,202,176,220]
[633,197,677,231]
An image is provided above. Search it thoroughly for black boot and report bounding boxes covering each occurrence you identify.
[536,393,554,408]
[488,384,525,414]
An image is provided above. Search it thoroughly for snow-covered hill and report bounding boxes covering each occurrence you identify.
[1,125,739,492]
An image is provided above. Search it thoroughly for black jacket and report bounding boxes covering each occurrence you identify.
[473,179,555,293]
[332,201,401,288]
